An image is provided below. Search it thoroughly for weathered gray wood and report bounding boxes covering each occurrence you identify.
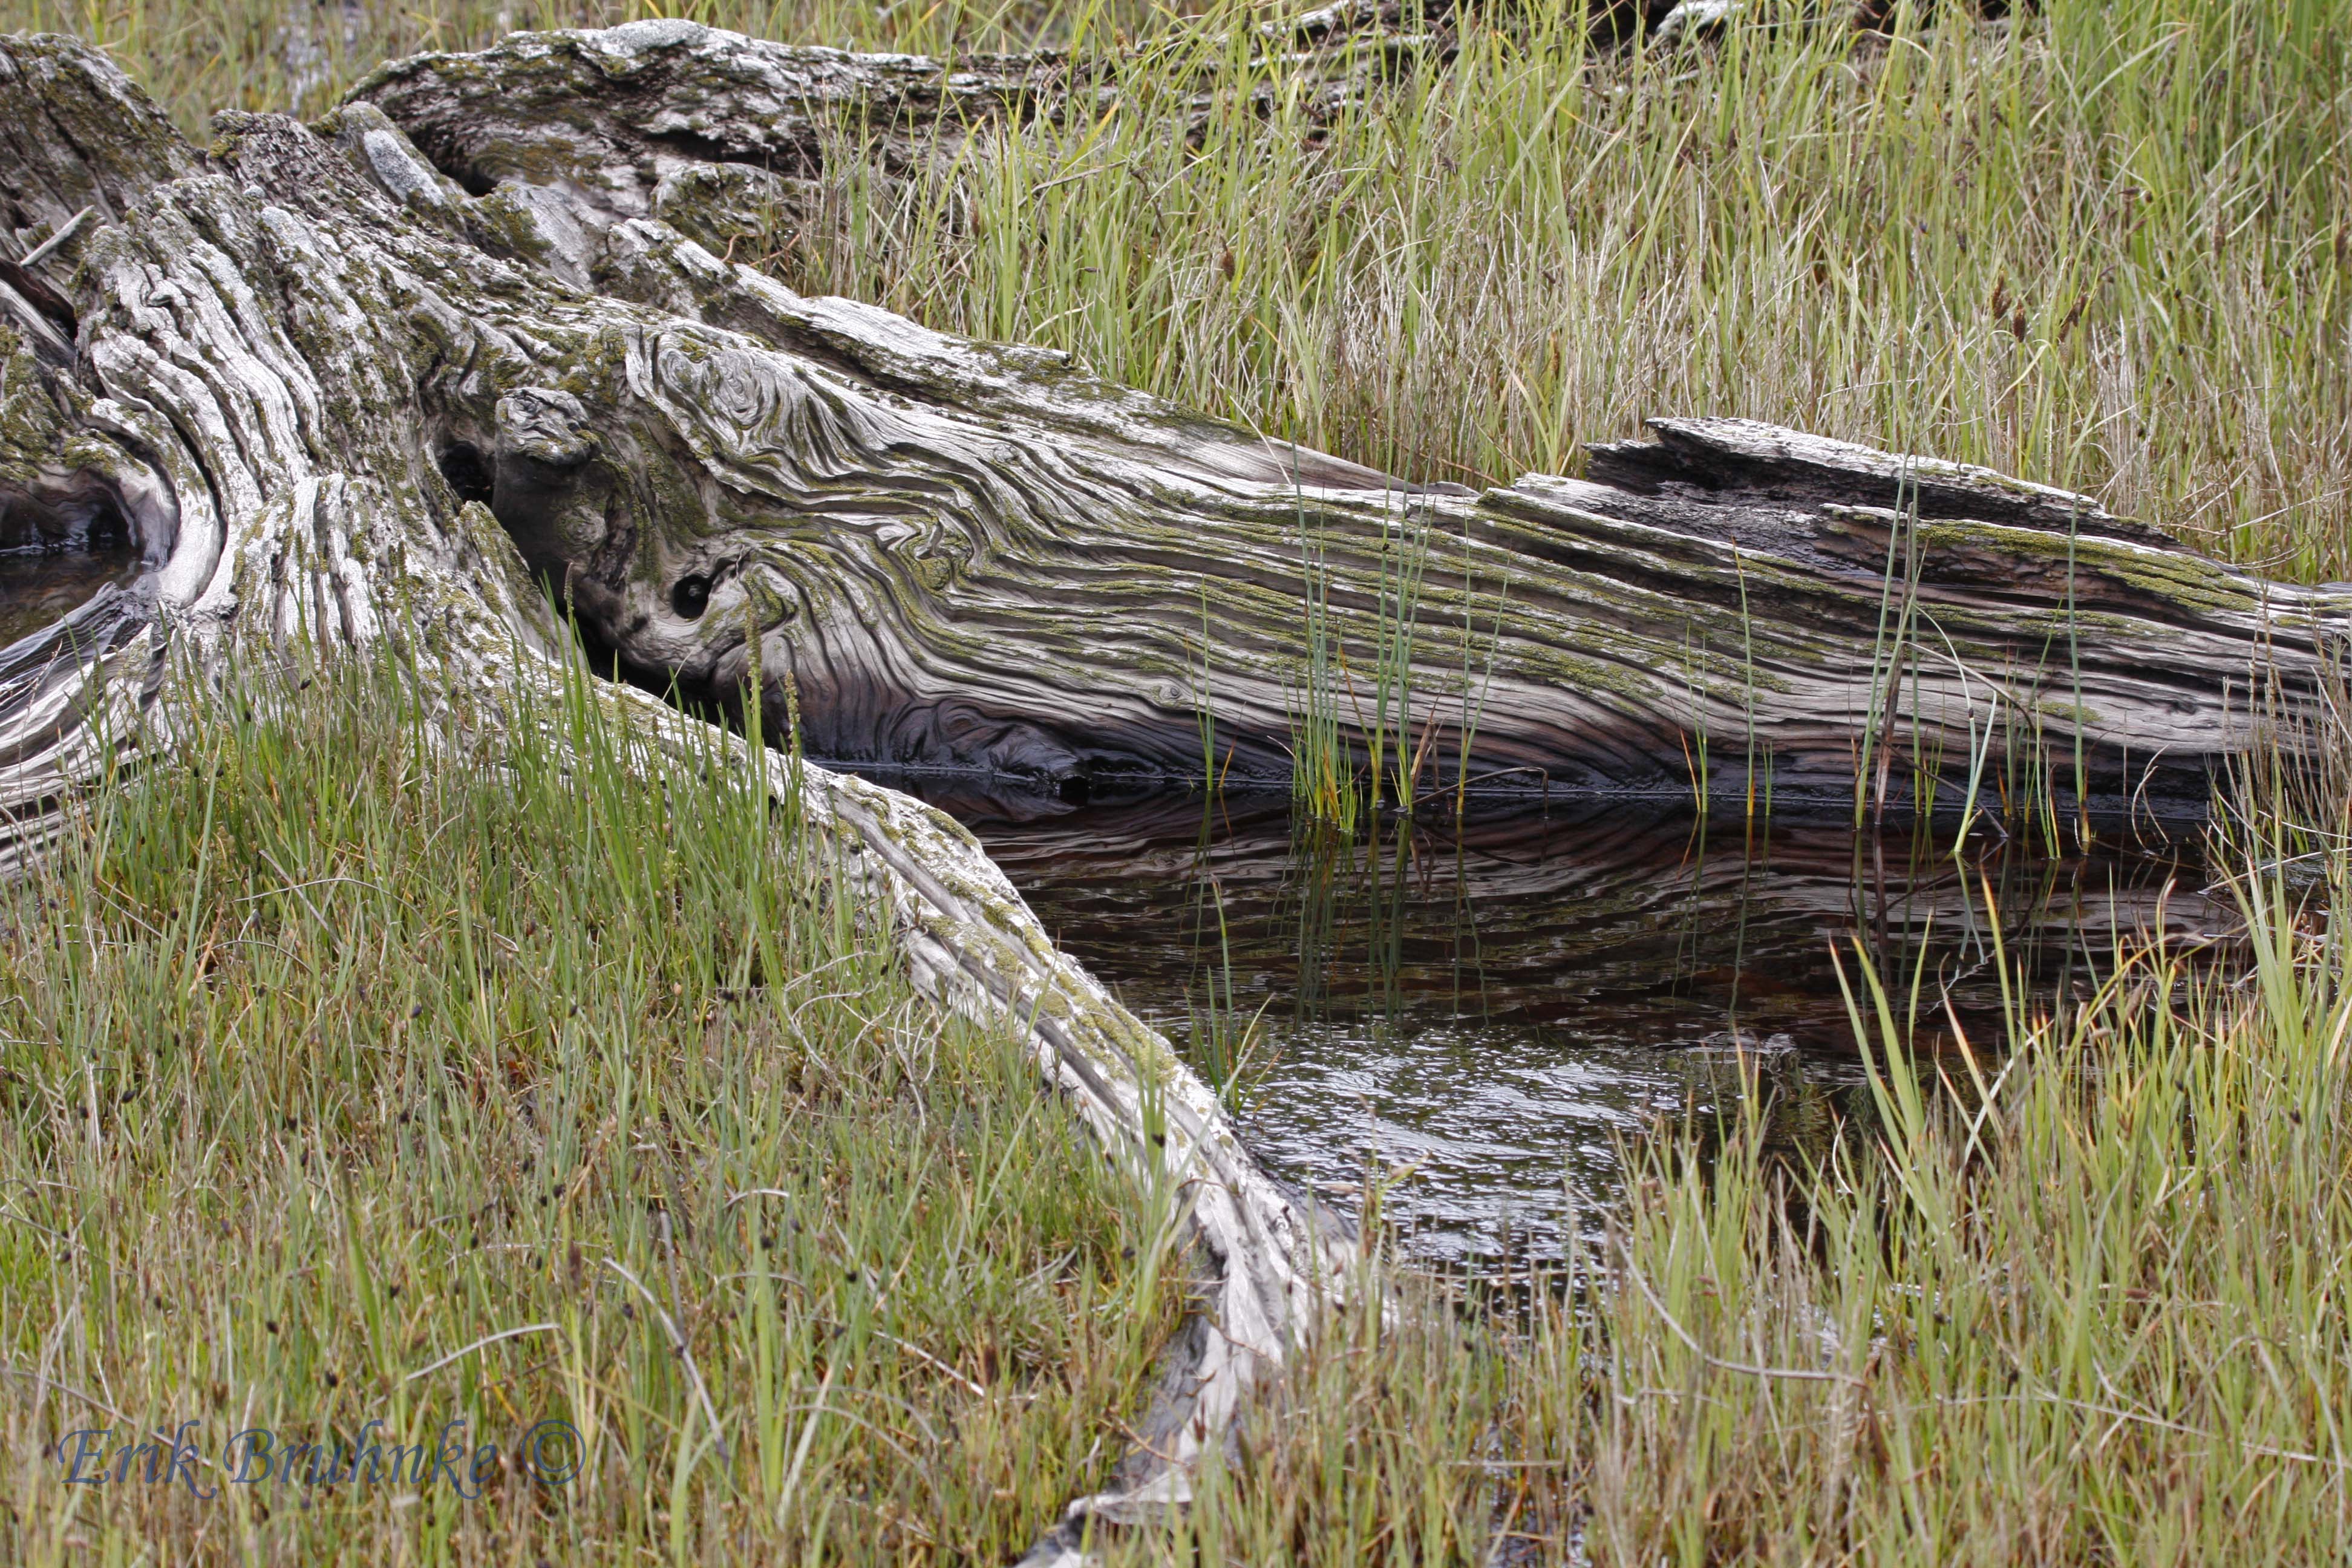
[0,22,2344,1557]
[358,24,2346,820]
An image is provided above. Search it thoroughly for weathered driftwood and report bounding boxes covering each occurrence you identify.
[358,24,2343,817]
[0,21,2344,1556]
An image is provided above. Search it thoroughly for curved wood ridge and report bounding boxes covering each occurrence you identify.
[0,21,2342,1555]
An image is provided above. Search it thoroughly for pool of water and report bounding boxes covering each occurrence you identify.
[886,782,2225,1263]
[0,544,144,650]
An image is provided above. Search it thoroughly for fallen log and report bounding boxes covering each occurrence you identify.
[0,21,2343,1557]
[360,24,2345,820]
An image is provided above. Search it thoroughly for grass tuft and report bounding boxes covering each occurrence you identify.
[0,656,1180,1563]
[1128,795,2352,1564]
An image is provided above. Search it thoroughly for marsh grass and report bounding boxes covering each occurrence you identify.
[4,0,2351,1560]
[0,656,1181,1564]
[20,0,2348,819]
[15,0,2344,578]
[1287,518,1365,831]
[1278,501,1471,827]
[783,0,2352,578]
[1113,797,2352,1566]
[786,0,2345,817]
[0,0,1174,132]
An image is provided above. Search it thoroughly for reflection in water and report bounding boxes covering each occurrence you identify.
[1,545,143,650]
[886,779,2225,1263]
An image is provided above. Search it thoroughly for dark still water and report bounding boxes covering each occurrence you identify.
[878,781,2225,1263]
[1,544,143,650]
